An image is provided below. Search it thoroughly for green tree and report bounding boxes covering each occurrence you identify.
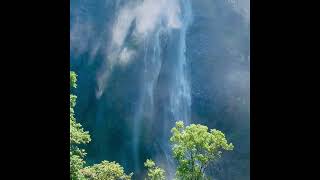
[170,121,234,180]
[81,161,133,180]
[70,71,132,180]
[70,71,91,180]
[144,159,166,180]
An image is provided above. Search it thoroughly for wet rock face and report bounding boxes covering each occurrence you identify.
[71,0,249,179]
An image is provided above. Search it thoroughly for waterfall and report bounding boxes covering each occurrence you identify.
[72,0,193,177]
[71,0,250,179]
[115,0,193,177]
[169,0,192,123]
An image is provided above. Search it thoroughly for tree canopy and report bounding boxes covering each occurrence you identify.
[144,159,166,180]
[70,71,132,180]
[70,71,91,180]
[70,72,233,180]
[170,121,234,180]
[81,161,133,180]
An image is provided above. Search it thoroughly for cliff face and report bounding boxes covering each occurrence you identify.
[70,0,249,179]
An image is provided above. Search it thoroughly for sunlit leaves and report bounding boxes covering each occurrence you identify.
[144,159,166,180]
[70,71,91,145]
[70,71,91,179]
[81,161,133,180]
[170,121,234,180]
[70,71,77,88]
[70,71,131,179]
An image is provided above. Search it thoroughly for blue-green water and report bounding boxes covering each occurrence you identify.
[71,0,249,179]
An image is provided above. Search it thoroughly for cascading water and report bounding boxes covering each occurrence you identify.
[105,0,194,177]
[71,0,250,179]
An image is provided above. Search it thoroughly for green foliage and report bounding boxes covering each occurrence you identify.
[70,149,87,180]
[144,159,166,180]
[70,71,232,180]
[70,71,91,179]
[70,71,77,88]
[70,73,90,144]
[70,71,132,180]
[81,161,133,180]
[170,121,234,180]
[70,72,91,145]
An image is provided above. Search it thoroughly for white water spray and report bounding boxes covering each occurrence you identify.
[94,0,193,178]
